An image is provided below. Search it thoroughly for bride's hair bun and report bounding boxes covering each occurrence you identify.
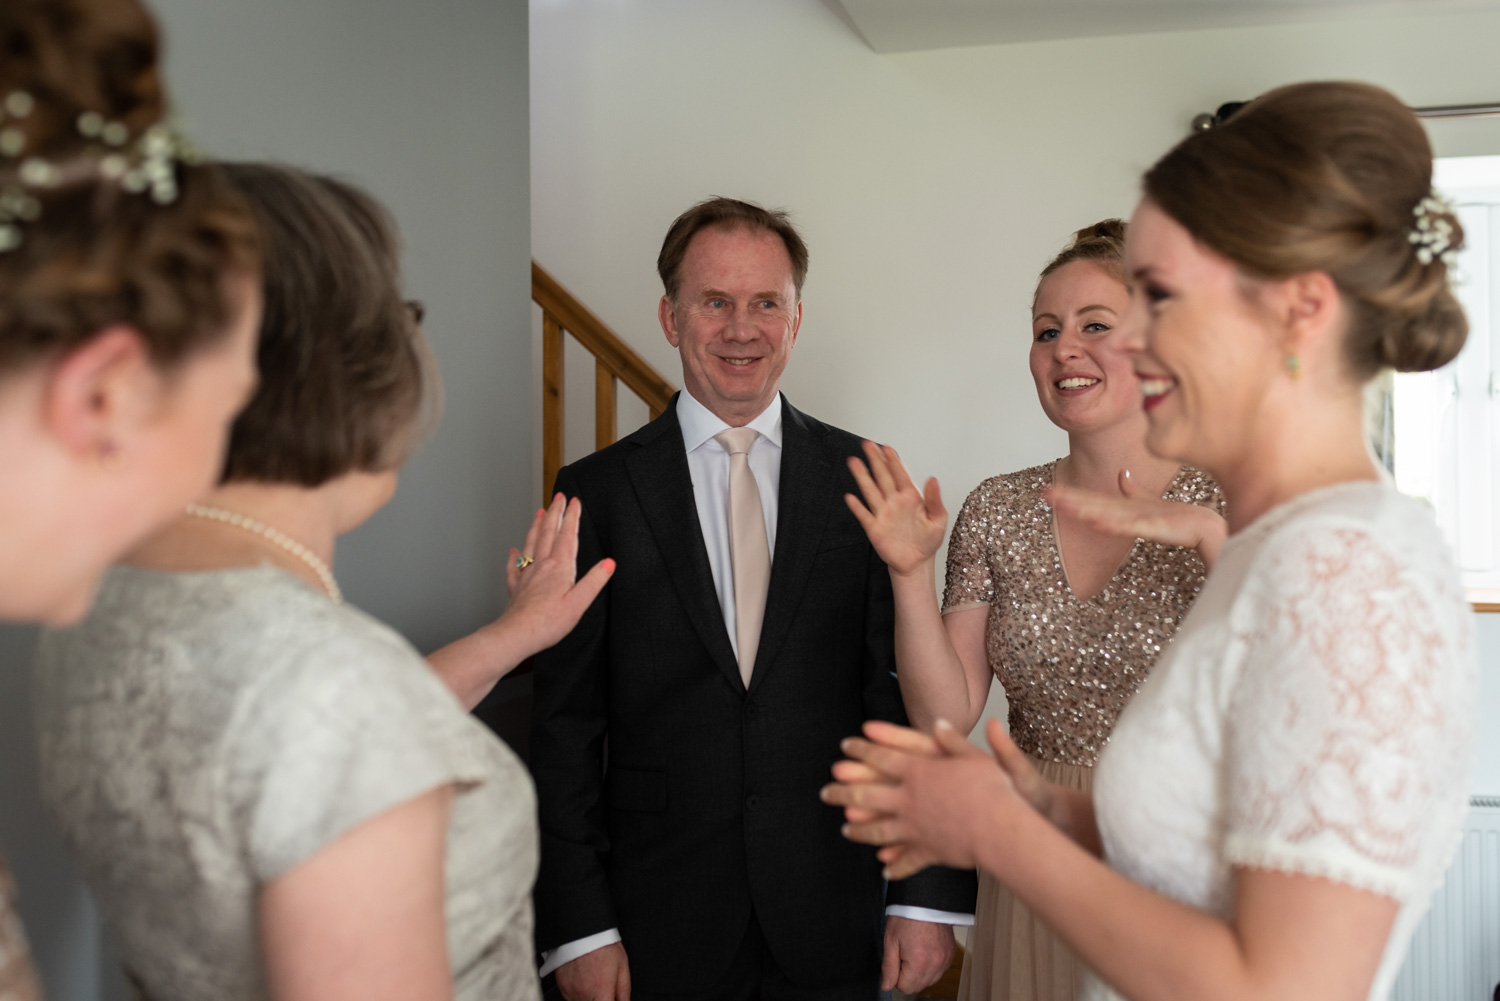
[0,0,260,372]
[0,0,165,161]
[1143,81,1466,377]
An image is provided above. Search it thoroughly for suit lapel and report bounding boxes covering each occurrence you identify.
[749,398,836,693]
[625,401,743,692]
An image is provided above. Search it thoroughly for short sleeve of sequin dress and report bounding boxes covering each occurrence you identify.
[943,475,1006,614]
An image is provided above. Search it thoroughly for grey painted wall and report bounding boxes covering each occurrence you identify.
[0,1,533,997]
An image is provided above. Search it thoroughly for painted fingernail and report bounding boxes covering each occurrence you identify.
[819,786,832,802]
[841,824,853,837]
[935,718,954,731]
[840,738,856,753]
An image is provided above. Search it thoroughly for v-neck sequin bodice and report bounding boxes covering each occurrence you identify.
[943,461,1223,766]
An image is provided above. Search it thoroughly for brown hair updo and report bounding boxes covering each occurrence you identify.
[219,164,435,487]
[1144,81,1465,378]
[0,0,259,371]
[1035,218,1127,306]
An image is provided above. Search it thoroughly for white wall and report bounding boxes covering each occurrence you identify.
[0,1,533,997]
[531,0,1500,782]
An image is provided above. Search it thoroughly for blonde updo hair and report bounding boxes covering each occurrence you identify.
[1144,81,1466,378]
[1034,218,1127,307]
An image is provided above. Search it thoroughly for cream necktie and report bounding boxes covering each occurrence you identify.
[715,427,771,688]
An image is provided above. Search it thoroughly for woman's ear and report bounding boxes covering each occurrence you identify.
[43,326,154,465]
[1279,270,1343,358]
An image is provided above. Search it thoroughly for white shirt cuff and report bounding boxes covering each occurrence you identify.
[538,928,622,978]
[885,905,975,926]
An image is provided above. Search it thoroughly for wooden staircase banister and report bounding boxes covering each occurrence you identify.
[533,261,677,500]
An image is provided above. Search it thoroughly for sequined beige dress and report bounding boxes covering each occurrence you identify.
[0,853,43,1001]
[943,461,1222,1001]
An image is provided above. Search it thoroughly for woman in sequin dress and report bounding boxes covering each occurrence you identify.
[829,82,1476,1001]
[0,3,267,997]
[846,221,1224,1001]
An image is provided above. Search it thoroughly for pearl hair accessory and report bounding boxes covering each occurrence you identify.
[1409,193,1461,269]
[185,504,344,605]
[0,90,199,253]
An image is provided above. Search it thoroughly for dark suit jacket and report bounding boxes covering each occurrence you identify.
[529,395,975,994]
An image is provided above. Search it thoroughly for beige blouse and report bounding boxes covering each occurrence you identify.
[34,566,540,1001]
[943,461,1223,766]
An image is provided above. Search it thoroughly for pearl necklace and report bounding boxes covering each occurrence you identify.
[185,504,343,604]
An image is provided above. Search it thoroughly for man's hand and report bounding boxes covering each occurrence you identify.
[555,943,631,1001]
[882,916,956,995]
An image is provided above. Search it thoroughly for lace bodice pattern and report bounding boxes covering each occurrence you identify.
[1089,482,1476,1001]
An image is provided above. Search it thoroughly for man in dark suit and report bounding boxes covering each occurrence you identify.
[530,197,975,1001]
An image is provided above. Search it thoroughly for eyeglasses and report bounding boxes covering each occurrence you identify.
[405,300,426,325]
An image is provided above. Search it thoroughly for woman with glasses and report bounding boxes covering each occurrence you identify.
[35,163,610,1001]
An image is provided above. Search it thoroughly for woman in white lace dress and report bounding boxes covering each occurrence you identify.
[824,81,1476,1001]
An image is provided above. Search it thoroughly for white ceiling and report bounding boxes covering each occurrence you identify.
[832,0,1500,52]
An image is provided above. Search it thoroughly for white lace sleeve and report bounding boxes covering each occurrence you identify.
[1221,520,1474,900]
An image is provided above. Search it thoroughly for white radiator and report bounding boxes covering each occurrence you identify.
[1393,798,1500,1001]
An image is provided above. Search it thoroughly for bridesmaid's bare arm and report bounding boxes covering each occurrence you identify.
[846,442,995,732]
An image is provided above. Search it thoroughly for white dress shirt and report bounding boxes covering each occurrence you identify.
[539,390,969,978]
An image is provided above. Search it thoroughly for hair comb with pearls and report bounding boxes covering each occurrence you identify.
[0,89,198,252]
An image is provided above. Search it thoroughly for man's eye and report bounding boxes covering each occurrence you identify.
[709,299,726,308]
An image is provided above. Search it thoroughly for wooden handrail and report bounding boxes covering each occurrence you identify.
[533,261,676,499]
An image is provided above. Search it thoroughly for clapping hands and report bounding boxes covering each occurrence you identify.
[821,719,1052,880]
[844,441,947,577]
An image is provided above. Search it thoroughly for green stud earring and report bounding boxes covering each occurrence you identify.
[1285,353,1301,380]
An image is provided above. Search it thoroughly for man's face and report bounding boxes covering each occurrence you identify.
[659,225,801,425]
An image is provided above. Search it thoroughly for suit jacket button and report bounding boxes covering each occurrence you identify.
[744,702,758,718]
[745,795,759,811]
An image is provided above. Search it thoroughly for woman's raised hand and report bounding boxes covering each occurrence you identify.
[1047,470,1228,569]
[845,441,946,577]
[502,493,616,656]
